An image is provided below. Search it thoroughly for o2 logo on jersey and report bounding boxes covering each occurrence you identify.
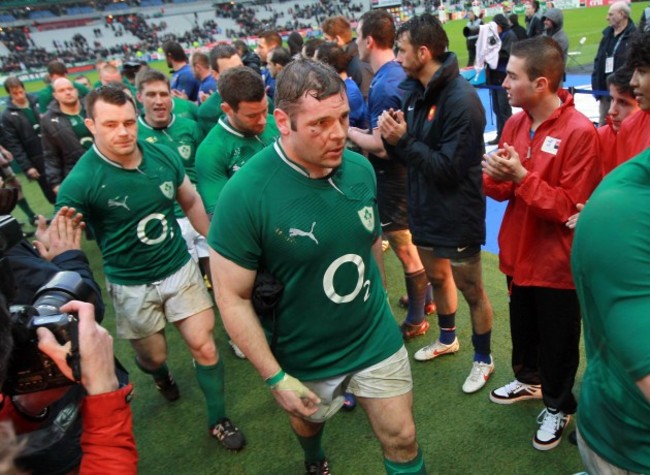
[137,213,173,245]
[323,254,370,304]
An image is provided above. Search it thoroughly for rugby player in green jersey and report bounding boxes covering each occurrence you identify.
[56,86,245,451]
[209,60,426,474]
[195,66,279,217]
[135,68,210,280]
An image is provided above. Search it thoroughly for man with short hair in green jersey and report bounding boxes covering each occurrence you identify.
[41,77,93,195]
[209,59,426,475]
[135,68,210,279]
[195,66,278,217]
[55,85,246,451]
[197,44,243,136]
[38,60,89,113]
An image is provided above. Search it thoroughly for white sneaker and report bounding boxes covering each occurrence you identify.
[413,337,460,361]
[533,408,570,451]
[489,379,542,405]
[229,340,247,359]
[462,357,494,393]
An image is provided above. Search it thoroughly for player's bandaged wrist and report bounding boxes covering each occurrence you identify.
[265,369,286,387]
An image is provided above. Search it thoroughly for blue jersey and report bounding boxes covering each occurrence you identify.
[345,77,367,129]
[366,60,405,129]
[198,75,217,104]
[171,64,200,102]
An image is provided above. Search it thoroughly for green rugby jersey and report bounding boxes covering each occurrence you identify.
[197,90,224,136]
[56,140,190,285]
[64,112,93,150]
[172,97,199,122]
[209,141,402,381]
[196,115,278,215]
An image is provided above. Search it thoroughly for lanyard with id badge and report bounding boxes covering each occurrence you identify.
[605,35,624,74]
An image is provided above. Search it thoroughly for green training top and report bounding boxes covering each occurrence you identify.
[209,141,403,381]
[56,141,190,285]
[195,114,278,215]
[572,148,650,473]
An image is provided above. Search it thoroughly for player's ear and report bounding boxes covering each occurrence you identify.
[84,118,96,136]
[274,108,292,136]
[220,102,233,115]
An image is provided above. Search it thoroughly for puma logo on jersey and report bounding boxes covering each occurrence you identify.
[289,222,319,245]
[108,196,130,211]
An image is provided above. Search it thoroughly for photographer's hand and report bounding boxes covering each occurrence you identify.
[34,206,85,261]
[37,301,119,396]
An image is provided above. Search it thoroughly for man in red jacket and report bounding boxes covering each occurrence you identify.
[482,36,601,451]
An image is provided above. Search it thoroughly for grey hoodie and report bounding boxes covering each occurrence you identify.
[543,8,569,60]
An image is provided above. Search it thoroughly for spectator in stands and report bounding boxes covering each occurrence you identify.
[267,47,292,79]
[542,9,568,61]
[314,42,366,128]
[38,60,89,113]
[486,14,516,145]
[198,44,244,135]
[509,13,528,41]
[2,77,56,207]
[191,51,217,104]
[41,78,92,195]
[322,15,373,99]
[163,40,200,102]
[232,40,261,75]
[592,1,636,126]
[256,30,282,99]
[302,37,325,59]
[287,31,304,58]
[525,1,544,37]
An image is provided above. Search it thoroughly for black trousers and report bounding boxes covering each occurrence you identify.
[506,277,581,414]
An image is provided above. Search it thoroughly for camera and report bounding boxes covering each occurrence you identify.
[0,215,96,395]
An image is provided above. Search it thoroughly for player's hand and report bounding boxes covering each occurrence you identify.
[26,167,41,179]
[378,108,407,145]
[566,203,585,229]
[482,143,527,183]
[37,301,118,396]
[269,373,321,418]
[171,89,189,100]
[198,90,212,103]
[34,206,85,260]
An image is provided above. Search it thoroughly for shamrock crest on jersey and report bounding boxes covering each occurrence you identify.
[358,206,375,233]
[159,181,174,200]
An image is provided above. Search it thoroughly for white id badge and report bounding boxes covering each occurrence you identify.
[605,56,614,74]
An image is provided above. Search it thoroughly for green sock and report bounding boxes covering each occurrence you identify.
[195,359,226,427]
[16,198,35,221]
[383,447,426,475]
[294,425,326,464]
[135,358,171,381]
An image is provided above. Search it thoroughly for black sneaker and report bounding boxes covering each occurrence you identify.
[211,418,246,451]
[154,373,180,402]
[533,408,571,451]
[305,459,330,475]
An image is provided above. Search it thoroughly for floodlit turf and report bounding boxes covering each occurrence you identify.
[10,3,649,472]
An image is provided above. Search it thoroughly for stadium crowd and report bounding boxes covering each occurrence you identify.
[0,2,649,474]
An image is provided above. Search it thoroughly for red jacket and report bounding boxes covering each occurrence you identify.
[483,90,601,289]
[597,119,618,177]
[615,109,650,166]
[80,384,138,475]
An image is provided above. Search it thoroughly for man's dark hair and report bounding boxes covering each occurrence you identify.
[510,36,564,92]
[397,13,448,63]
[3,76,24,94]
[359,9,395,49]
[47,60,67,77]
[321,16,353,43]
[163,41,188,62]
[302,38,324,59]
[135,68,169,92]
[533,0,540,11]
[626,30,650,70]
[209,44,238,72]
[509,13,521,26]
[85,84,137,120]
[232,39,249,56]
[269,47,292,67]
[287,32,304,57]
[275,59,345,130]
[259,30,282,48]
[607,66,635,96]
[218,66,266,111]
[315,43,351,74]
